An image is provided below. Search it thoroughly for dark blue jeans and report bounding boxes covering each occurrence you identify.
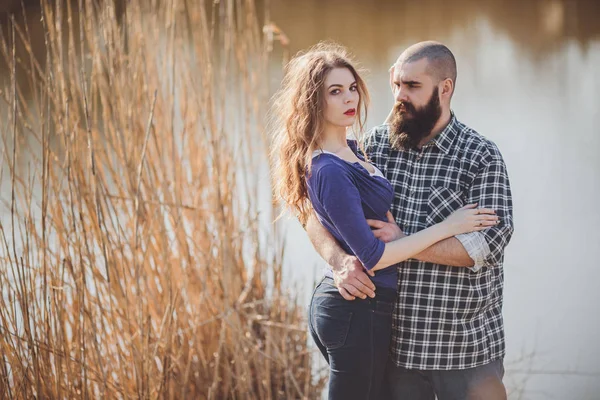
[308,276,396,400]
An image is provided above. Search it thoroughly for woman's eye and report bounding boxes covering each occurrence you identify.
[330,89,340,95]
[350,86,357,92]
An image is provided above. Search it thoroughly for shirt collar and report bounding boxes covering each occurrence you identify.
[426,111,459,155]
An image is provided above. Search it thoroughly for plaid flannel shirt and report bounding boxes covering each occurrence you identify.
[364,113,514,370]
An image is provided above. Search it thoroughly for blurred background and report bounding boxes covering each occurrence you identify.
[1,0,599,399]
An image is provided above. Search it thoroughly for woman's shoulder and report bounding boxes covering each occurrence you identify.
[311,153,349,173]
[308,155,353,184]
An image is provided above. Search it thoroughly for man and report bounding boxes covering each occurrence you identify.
[305,41,514,399]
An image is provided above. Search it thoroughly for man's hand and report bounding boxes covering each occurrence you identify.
[305,211,378,300]
[366,211,405,243]
[332,255,376,301]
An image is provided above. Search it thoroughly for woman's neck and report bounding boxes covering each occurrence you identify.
[319,125,348,153]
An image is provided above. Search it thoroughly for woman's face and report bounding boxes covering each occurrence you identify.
[322,67,359,129]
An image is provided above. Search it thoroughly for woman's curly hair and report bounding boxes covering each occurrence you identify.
[269,42,370,225]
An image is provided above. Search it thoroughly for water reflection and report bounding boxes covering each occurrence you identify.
[270,0,600,55]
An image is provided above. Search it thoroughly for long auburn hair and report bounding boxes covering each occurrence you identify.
[270,42,370,225]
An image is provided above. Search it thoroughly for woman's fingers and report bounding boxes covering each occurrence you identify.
[478,215,499,221]
[459,204,496,214]
[474,222,498,230]
[386,211,395,223]
[479,220,498,226]
[367,219,385,229]
[472,220,500,230]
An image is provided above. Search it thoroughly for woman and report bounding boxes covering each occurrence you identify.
[270,43,498,399]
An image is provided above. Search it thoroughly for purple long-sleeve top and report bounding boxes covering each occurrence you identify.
[306,140,398,289]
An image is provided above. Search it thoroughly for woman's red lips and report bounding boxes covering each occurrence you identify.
[344,109,356,116]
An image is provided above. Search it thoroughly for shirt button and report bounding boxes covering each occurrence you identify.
[410,189,416,194]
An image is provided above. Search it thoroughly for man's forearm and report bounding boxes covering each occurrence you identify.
[414,237,474,267]
[305,212,347,267]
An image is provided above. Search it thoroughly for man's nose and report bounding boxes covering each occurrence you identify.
[395,87,408,103]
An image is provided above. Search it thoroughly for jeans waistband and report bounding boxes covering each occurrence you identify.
[320,276,397,304]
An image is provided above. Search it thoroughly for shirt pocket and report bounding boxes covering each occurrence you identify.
[426,185,465,227]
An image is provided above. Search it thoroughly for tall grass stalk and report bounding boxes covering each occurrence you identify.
[0,0,324,398]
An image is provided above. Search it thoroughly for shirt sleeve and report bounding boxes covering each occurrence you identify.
[310,164,385,270]
[459,155,514,271]
[456,232,491,272]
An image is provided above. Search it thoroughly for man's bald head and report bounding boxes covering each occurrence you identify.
[396,41,457,94]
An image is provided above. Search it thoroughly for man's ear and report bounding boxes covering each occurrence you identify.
[441,78,454,98]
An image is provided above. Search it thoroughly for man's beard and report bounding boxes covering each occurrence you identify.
[389,87,442,151]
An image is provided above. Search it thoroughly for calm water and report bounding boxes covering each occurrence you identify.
[2,1,600,398]
[270,1,600,399]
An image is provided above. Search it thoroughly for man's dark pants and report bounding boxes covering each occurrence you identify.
[380,357,506,400]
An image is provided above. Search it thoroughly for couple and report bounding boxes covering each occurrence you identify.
[271,41,514,400]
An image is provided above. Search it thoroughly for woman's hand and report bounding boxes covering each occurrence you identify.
[366,211,405,243]
[442,204,499,236]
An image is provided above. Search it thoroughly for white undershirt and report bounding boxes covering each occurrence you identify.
[312,150,385,178]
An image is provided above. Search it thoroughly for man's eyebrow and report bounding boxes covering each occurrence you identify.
[400,79,421,85]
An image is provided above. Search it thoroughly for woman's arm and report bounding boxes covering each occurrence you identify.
[311,164,386,271]
[371,205,498,271]
[310,164,498,273]
[371,223,451,271]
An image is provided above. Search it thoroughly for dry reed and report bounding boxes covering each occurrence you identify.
[0,0,325,398]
